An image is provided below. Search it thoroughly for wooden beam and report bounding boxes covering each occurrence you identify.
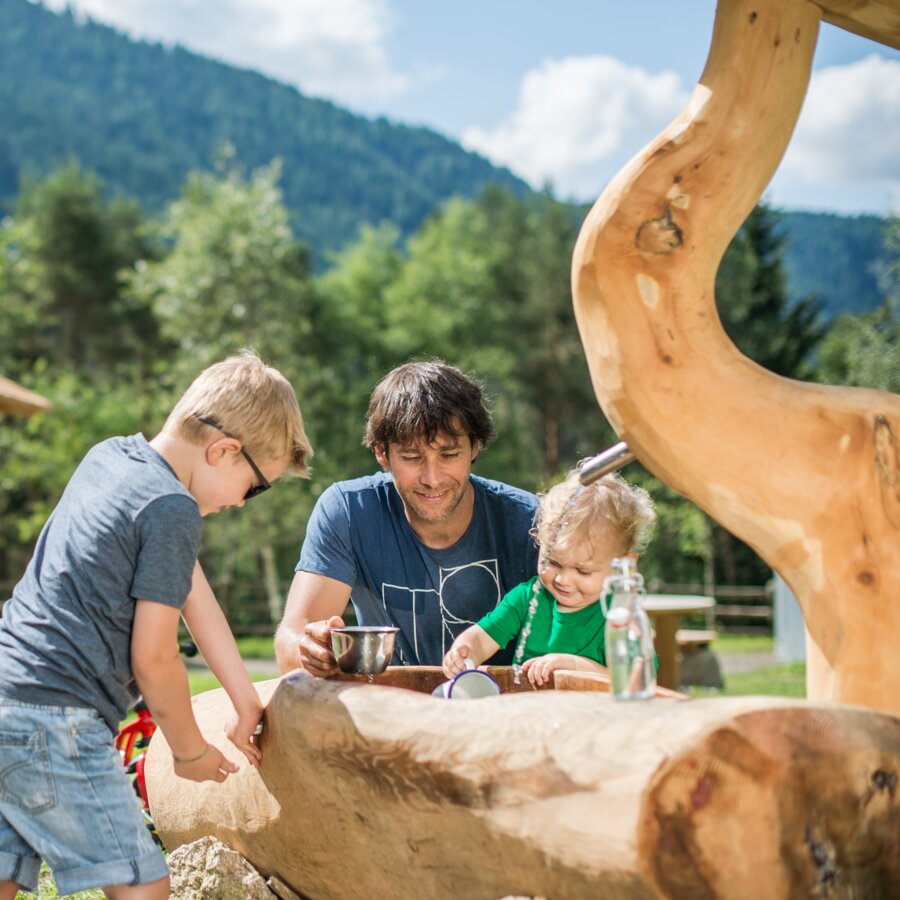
[0,376,52,417]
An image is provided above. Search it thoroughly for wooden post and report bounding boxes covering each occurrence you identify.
[571,0,900,712]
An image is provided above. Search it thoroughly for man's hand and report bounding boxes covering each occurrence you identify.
[298,614,345,676]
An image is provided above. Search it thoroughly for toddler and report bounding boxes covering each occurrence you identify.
[443,467,655,686]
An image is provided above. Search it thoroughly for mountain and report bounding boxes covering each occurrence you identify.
[777,211,889,319]
[0,0,528,263]
[0,0,891,315]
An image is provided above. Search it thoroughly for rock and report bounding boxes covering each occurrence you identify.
[168,835,277,900]
[678,646,724,689]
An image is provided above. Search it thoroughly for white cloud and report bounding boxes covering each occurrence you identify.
[464,51,900,214]
[461,55,688,202]
[38,0,408,108]
[773,54,900,213]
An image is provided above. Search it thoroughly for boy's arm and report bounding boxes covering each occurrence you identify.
[442,624,500,678]
[131,599,238,782]
[181,561,263,766]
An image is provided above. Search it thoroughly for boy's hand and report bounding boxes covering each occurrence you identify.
[442,643,471,679]
[299,615,344,676]
[224,706,264,768]
[173,742,239,783]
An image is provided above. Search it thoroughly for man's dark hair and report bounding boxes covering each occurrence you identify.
[364,359,496,452]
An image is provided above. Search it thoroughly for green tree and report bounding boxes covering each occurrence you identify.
[817,217,900,394]
[4,161,155,372]
[717,203,825,379]
[380,187,615,490]
[123,158,321,626]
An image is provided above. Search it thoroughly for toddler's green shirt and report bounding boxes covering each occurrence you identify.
[477,576,607,664]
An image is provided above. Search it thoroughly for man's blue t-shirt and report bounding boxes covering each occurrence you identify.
[297,472,538,665]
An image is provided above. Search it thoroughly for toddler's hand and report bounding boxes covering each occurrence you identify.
[522,653,568,687]
[225,705,264,768]
[442,643,471,679]
[173,742,239,783]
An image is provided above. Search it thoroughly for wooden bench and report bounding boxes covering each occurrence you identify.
[676,628,718,651]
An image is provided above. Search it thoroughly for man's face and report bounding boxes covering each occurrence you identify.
[375,430,478,527]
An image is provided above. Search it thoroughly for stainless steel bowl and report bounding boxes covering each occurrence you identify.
[331,626,399,675]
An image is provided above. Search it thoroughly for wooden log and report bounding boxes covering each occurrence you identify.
[146,672,900,899]
[570,0,900,712]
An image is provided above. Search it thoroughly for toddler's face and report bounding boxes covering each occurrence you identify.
[538,533,623,611]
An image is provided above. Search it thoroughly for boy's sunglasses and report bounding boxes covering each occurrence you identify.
[193,414,271,500]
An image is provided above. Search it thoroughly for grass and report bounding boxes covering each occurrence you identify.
[691,633,807,699]
[17,866,103,899]
[720,661,806,697]
[233,635,276,659]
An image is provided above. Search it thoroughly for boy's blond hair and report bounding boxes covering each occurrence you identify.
[534,468,656,557]
[164,350,312,476]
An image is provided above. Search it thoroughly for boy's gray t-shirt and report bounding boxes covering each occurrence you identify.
[0,434,201,731]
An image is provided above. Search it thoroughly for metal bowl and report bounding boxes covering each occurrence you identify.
[331,626,399,675]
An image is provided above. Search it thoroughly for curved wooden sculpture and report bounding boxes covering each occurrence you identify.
[571,0,900,712]
[147,673,900,899]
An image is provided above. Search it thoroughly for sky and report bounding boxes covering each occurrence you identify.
[40,0,900,216]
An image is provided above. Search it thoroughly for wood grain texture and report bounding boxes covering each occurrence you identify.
[146,673,900,899]
[570,0,900,712]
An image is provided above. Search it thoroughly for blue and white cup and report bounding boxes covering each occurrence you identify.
[432,659,501,699]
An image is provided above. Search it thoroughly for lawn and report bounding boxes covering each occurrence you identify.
[695,633,807,698]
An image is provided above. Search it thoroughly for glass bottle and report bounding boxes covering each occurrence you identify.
[602,557,656,700]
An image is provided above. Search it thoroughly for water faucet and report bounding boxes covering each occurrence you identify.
[579,441,636,485]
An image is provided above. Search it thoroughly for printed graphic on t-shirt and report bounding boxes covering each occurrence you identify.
[381,558,501,663]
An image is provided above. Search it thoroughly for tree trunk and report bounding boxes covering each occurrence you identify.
[259,543,283,626]
[570,0,900,712]
[146,672,900,899]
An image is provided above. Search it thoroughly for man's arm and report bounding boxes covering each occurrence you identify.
[181,561,263,766]
[274,570,352,675]
[132,599,238,782]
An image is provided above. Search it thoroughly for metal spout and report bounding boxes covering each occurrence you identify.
[579,441,636,485]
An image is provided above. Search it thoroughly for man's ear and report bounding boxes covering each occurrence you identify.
[373,444,390,470]
[470,440,480,464]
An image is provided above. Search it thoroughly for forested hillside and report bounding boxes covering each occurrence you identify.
[0,0,527,262]
[779,212,888,318]
[0,0,890,312]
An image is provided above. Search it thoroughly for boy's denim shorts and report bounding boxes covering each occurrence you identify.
[0,699,169,895]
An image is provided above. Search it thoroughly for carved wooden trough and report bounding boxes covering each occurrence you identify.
[147,670,900,898]
[148,0,900,896]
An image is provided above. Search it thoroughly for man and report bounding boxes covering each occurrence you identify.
[275,360,538,675]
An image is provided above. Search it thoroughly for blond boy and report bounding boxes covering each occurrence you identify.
[0,350,310,900]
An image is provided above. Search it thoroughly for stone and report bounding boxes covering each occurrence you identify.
[168,835,277,900]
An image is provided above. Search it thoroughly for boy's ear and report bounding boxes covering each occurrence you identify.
[205,436,242,467]
[373,443,390,470]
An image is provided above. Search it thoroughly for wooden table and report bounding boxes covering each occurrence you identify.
[642,594,715,690]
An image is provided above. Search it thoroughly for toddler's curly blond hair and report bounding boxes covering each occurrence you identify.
[533,466,656,558]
